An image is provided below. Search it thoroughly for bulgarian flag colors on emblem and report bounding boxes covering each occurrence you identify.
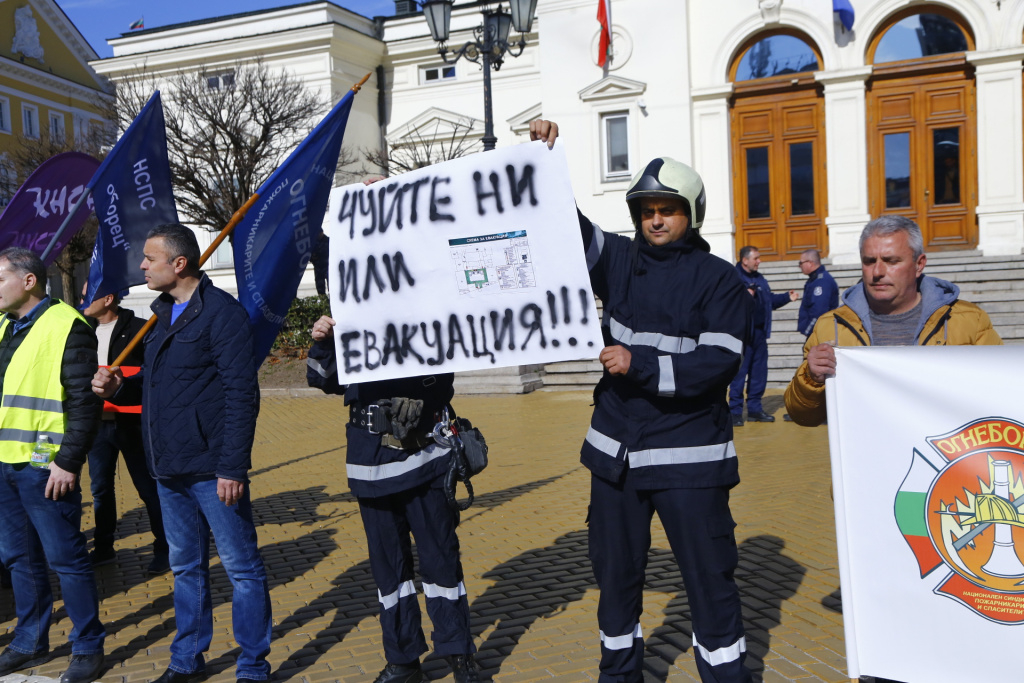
[895,417,1024,624]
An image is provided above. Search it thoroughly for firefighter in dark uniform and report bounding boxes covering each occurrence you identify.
[529,121,753,683]
[307,319,481,683]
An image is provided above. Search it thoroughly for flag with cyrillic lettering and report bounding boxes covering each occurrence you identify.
[233,88,356,367]
[84,91,178,305]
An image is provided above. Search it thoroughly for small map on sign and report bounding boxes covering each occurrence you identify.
[449,230,536,296]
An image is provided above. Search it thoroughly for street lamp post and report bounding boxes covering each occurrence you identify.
[420,0,538,151]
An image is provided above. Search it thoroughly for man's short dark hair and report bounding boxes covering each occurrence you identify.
[0,247,46,290]
[147,224,201,276]
[801,249,822,265]
[739,245,759,261]
[860,215,924,259]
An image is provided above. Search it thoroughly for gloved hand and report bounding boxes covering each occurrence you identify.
[389,397,424,440]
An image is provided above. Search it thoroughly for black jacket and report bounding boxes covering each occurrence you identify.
[578,212,752,489]
[0,298,101,474]
[120,274,259,481]
[88,306,146,427]
[307,339,454,498]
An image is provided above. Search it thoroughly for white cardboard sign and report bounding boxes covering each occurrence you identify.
[326,141,602,383]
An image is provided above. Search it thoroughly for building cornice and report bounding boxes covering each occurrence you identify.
[0,55,111,102]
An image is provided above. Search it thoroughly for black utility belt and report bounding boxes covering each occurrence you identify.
[349,402,438,451]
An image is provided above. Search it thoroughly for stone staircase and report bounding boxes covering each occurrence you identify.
[759,250,1024,387]
[538,250,1024,393]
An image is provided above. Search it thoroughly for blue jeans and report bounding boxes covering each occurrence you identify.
[88,419,167,555]
[158,477,271,679]
[0,462,105,655]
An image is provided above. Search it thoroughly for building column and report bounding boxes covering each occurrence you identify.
[691,85,735,262]
[969,48,1024,256]
[818,67,872,264]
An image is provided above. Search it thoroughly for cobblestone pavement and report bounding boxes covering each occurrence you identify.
[0,391,850,683]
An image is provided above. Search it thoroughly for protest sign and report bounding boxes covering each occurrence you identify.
[826,346,1024,682]
[0,152,98,265]
[326,141,602,383]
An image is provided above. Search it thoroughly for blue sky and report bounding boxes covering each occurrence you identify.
[55,1,398,58]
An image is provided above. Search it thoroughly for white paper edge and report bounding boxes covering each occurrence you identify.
[825,348,858,679]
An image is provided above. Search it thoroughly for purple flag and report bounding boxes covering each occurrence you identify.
[0,152,99,265]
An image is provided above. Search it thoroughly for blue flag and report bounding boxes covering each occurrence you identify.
[85,91,178,305]
[233,89,356,367]
[833,0,855,32]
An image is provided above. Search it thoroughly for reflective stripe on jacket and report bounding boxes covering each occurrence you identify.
[0,303,84,462]
[578,210,752,489]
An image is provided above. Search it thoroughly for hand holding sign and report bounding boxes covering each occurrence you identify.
[326,141,601,383]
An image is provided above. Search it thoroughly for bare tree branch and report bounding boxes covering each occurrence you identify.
[364,115,481,176]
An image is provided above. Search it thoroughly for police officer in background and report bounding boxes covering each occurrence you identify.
[81,285,168,574]
[307,326,480,680]
[796,249,838,338]
[729,246,797,425]
[530,120,753,683]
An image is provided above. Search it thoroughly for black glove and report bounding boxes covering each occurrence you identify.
[388,397,424,440]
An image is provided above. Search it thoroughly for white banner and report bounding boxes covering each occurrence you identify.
[826,346,1024,682]
[325,141,602,383]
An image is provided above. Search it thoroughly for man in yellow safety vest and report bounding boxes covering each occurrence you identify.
[0,247,105,683]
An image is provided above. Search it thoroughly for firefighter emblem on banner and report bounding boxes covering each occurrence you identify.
[896,417,1024,624]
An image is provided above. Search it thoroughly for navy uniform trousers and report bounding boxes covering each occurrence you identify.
[358,476,475,665]
[589,470,751,683]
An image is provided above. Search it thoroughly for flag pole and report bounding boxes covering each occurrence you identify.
[109,72,372,369]
[109,191,261,367]
[39,187,93,262]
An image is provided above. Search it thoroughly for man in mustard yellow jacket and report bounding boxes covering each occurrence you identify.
[785,215,1001,427]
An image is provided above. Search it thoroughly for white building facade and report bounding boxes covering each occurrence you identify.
[91,0,1024,277]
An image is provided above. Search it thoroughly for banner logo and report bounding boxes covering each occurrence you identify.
[896,418,1024,624]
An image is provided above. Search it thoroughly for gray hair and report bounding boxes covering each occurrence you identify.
[860,215,924,259]
[739,245,759,260]
[0,247,46,290]
[800,249,821,265]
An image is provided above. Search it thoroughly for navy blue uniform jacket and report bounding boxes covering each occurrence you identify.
[120,274,259,482]
[578,212,752,489]
[307,340,454,499]
[734,263,789,338]
[797,265,839,337]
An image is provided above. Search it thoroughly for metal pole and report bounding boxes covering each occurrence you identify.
[481,48,497,151]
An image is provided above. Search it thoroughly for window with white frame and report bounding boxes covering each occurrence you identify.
[49,112,65,142]
[601,112,630,180]
[419,65,456,85]
[211,237,234,269]
[22,104,39,139]
[73,114,88,143]
[206,71,236,90]
[0,98,10,133]
[0,161,13,211]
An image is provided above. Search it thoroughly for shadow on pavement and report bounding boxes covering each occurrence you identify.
[265,473,576,681]
[643,534,805,682]
[458,530,804,683]
[100,528,338,676]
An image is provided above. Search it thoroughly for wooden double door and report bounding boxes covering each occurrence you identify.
[867,70,976,251]
[731,86,828,261]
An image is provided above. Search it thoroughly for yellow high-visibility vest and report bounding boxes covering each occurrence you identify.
[0,302,85,463]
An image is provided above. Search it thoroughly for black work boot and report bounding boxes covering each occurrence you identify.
[372,661,425,683]
[446,654,484,683]
[60,652,105,683]
[0,647,48,676]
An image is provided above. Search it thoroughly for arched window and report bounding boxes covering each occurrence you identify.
[869,9,973,64]
[732,34,820,82]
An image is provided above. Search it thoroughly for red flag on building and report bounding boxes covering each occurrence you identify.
[597,0,611,67]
